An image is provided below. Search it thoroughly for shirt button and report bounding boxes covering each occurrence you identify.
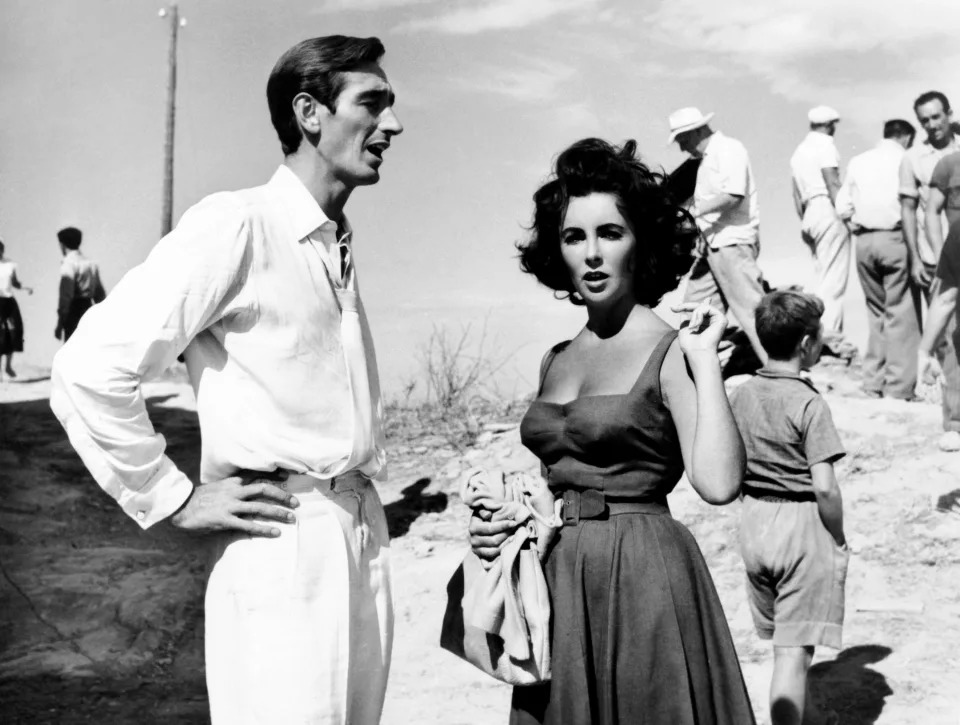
[136,511,146,521]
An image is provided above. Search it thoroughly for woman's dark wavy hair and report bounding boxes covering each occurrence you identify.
[517,138,697,307]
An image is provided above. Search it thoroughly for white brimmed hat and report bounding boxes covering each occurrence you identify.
[808,105,840,124]
[667,107,715,143]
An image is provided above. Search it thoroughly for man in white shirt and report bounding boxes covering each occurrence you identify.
[902,91,960,452]
[50,36,403,724]
[669,107,768,369]
[836,119,920,399]
[790,105,856,361]
[900,90,960,294]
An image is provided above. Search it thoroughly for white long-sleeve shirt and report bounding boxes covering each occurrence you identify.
[835,139,905,231]
[50,165,386,529]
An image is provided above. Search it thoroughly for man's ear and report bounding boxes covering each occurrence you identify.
[292,93,326,138]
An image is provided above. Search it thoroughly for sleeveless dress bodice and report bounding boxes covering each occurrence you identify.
[520,330,684,499]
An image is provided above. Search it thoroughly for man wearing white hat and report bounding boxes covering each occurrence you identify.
[790,106,856,360]
[669,106,768,369]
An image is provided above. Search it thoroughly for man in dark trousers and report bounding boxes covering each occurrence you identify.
[55,226,106,341]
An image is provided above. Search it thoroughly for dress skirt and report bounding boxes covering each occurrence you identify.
[0,297,24,354]
[510,509,756,725]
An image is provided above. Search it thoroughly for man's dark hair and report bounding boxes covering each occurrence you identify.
[914,90,951,113]
[57,227,83,250]
[755,290,825,360]
[266,36,385,155]
[883,119,915,141]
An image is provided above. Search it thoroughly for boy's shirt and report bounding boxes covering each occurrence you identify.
[729,369,845,495]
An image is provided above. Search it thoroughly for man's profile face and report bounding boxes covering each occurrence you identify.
[675,129,698,156]
[317,62,403,188]
[916,99,953,144]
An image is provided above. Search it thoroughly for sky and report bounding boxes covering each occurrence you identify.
[3,0,960,397]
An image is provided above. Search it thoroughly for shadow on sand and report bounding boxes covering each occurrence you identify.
[384,477,449,538]
[1,392,455,721]
[935,488,960,514]
[0,393,205,722]
[811,644,894,725]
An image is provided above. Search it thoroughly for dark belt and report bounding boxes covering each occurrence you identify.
[741,484,816,503]
[559,489,670,526]
[852,226,902,236]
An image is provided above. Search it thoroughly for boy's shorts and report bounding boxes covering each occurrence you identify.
[740,495,849,649]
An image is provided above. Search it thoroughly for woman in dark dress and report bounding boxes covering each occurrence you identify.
[0,238,33,380]
[470,138,756,724]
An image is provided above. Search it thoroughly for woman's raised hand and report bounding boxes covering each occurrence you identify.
[671,299,727,357]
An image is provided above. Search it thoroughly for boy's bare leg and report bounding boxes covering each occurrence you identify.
[771,645,839,725]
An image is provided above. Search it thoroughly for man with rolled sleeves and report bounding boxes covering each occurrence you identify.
[903,91,960,451]
[50,36,404,724]
[900,90,959,297]
[790,105,856,361]
[835,119,920,400]
[918,147,960,451]
[669,106,768,369]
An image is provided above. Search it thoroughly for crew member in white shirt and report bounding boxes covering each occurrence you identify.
[836,119,919,399]
[900,90,960,295]
[669,107,768,369]
[50,36,403,725]
[902,90,960,452]
[790,105,856,360]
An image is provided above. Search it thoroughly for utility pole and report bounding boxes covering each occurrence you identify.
[158,4,186,237]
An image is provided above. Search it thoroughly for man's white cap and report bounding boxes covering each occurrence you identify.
[808,105,840,124]
[667,107,715,143]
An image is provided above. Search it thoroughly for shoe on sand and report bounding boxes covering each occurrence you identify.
[938,431,960,452]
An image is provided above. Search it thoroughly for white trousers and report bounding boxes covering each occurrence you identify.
[205,472,393,725]
[801,196,851,341]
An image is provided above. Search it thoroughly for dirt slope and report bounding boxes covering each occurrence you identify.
[1,361,958,724]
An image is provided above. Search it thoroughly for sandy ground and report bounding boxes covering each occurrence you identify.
[1,360,959,724]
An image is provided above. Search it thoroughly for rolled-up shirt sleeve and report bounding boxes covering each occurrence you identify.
[899,153,919,199]
[50,194,252,529]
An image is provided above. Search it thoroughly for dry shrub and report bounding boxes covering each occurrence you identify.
[384,320,524,450]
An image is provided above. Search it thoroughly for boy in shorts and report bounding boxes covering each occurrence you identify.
[730,290,848,725]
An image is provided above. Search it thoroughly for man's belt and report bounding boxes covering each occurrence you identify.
[851,225,902,235]
[741,483,816,503]
[559,489,670,526]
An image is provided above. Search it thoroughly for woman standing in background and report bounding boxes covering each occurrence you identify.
[0,238,33,380]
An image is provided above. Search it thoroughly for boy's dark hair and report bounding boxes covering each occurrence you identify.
[266,35,385,156]
[755,290,825,360]
[57,227,83,250]
[914,90,951,113]
[883,119,915,142]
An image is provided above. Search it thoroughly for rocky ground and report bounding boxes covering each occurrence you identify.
[1,359,959,724]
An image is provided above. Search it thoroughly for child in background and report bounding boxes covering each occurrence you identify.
[729,290,848,725]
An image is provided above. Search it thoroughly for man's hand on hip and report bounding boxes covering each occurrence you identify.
[170,470,299,537]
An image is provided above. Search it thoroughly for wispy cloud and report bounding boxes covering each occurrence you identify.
[394,0,605,35]
[315,0,433,11]
[647,0,960,127]
[467,58,578,102]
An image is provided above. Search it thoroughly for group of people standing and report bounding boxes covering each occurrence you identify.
[39,33,951,725]
[670,91,960,454]
[0,227,105,381]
